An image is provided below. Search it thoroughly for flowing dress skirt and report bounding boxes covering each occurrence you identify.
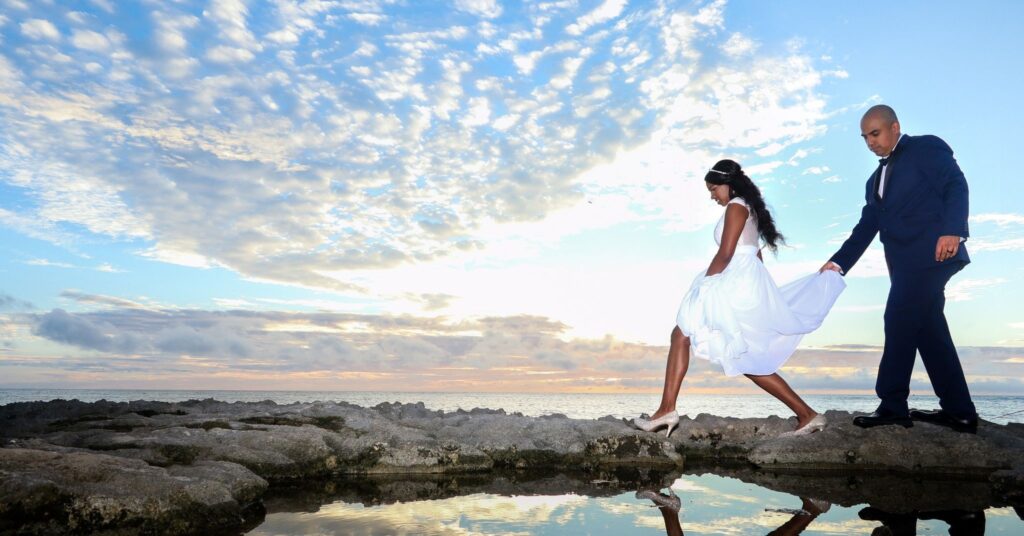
[676,245,846,376]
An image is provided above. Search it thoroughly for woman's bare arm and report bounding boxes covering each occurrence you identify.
[705,203,748,276]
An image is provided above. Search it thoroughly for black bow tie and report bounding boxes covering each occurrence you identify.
[879,157,889,166]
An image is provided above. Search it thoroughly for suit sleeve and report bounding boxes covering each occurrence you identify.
[927,137,970,238]
[830,199,879,274]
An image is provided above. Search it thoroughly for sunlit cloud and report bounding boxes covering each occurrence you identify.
[0,294,1016,394]
[2,1,1015,395]
[0,0,840,294]
[947,278,1007,302]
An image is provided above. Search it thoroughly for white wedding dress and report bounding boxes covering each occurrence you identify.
[676,197,846,376]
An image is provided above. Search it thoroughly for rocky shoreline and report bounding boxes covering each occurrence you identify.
[2,398,1023,534]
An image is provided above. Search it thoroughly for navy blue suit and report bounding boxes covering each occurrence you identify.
[830,134,976,418]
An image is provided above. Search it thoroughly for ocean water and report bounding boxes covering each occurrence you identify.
[1,389,1021,424]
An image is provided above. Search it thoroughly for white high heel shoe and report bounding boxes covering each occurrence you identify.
[632,411,680,437]
[636,488,682,512]
[780,414,827,437]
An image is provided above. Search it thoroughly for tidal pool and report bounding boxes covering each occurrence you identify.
[246,469,1022,535]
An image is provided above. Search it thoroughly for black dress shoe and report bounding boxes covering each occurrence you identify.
[858,506,916,536]
[909,409,978,434]
[853,411,913,429]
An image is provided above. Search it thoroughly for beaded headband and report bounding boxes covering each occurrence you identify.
[707,168,731,182]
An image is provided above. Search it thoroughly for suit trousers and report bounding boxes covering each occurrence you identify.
[877,260,976,418]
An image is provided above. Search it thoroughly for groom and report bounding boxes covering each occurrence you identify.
[822,105,978,433]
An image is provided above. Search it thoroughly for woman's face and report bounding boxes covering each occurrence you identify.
[706,181,730,206]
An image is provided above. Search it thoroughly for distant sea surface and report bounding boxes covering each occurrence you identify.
[2,389,1022,424]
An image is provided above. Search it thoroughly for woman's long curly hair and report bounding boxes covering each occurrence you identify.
[704,159,785,253]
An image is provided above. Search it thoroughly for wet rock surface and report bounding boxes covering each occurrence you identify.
[1,399,1022,534]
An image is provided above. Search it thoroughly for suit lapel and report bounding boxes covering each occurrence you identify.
[879,135,909,202]
[869,167,883,205]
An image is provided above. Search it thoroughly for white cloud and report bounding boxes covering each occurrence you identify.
[455,0,503,19]
[0,207,59,244]
[351,41,378,58]
[266,28,299,44]
[492,114,519,131]
[95,263,124,273]
[154,12,199,53]
[549,51,590,90]
[140,247,215,269]
[20,19,60,41]
[969,238,1024,252]
[462,96,492,127]
[348,12,386,26]
[205,45,256,63]
[25,258,75,269]
[162,57,198,79]
[971,213,1024,226]
[90,0,115,14]
[947,278,1007,302]
[830,246,889,278]
[204,0,262,51]
[721,32,757,57]
[265,0,343,46]
[0,0,840,302]
[566,0,628,36]
[70,29,110,52]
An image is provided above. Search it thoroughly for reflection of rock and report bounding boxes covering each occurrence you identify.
[2,400,1023,534]
[263,467,677,513]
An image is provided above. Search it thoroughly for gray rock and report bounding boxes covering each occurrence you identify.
[2,399,1023,534]
[0,448,266,535]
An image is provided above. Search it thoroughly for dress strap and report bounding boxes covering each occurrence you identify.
[727,197,748,208]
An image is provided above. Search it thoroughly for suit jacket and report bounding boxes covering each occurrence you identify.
[830,134,970,274]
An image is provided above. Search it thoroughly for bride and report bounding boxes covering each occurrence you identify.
[633,159,845,437]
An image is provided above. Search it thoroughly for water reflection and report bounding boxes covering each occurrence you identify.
[857,506,985,535]
[247,468,1023,535]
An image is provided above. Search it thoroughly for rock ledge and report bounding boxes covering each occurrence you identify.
[2,399,1022,534]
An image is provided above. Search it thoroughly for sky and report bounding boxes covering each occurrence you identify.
[1,0,1023,395]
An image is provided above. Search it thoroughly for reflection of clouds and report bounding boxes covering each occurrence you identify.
[595,496,650,516]
[250,474,1021,535]
[634,511,671,529]
[669,475,764,506]
[252,493,588,536]
[784,519,882,534]
[685,515,880,535]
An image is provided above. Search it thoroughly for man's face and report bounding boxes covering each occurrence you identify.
[860,114,901,157]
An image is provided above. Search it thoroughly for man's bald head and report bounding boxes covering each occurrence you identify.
[860,105,901,157]
[862,104,899,126]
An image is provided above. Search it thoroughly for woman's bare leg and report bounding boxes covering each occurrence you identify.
[657,504,684,536]
[745,373,817,427]
[653,326,690,419]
